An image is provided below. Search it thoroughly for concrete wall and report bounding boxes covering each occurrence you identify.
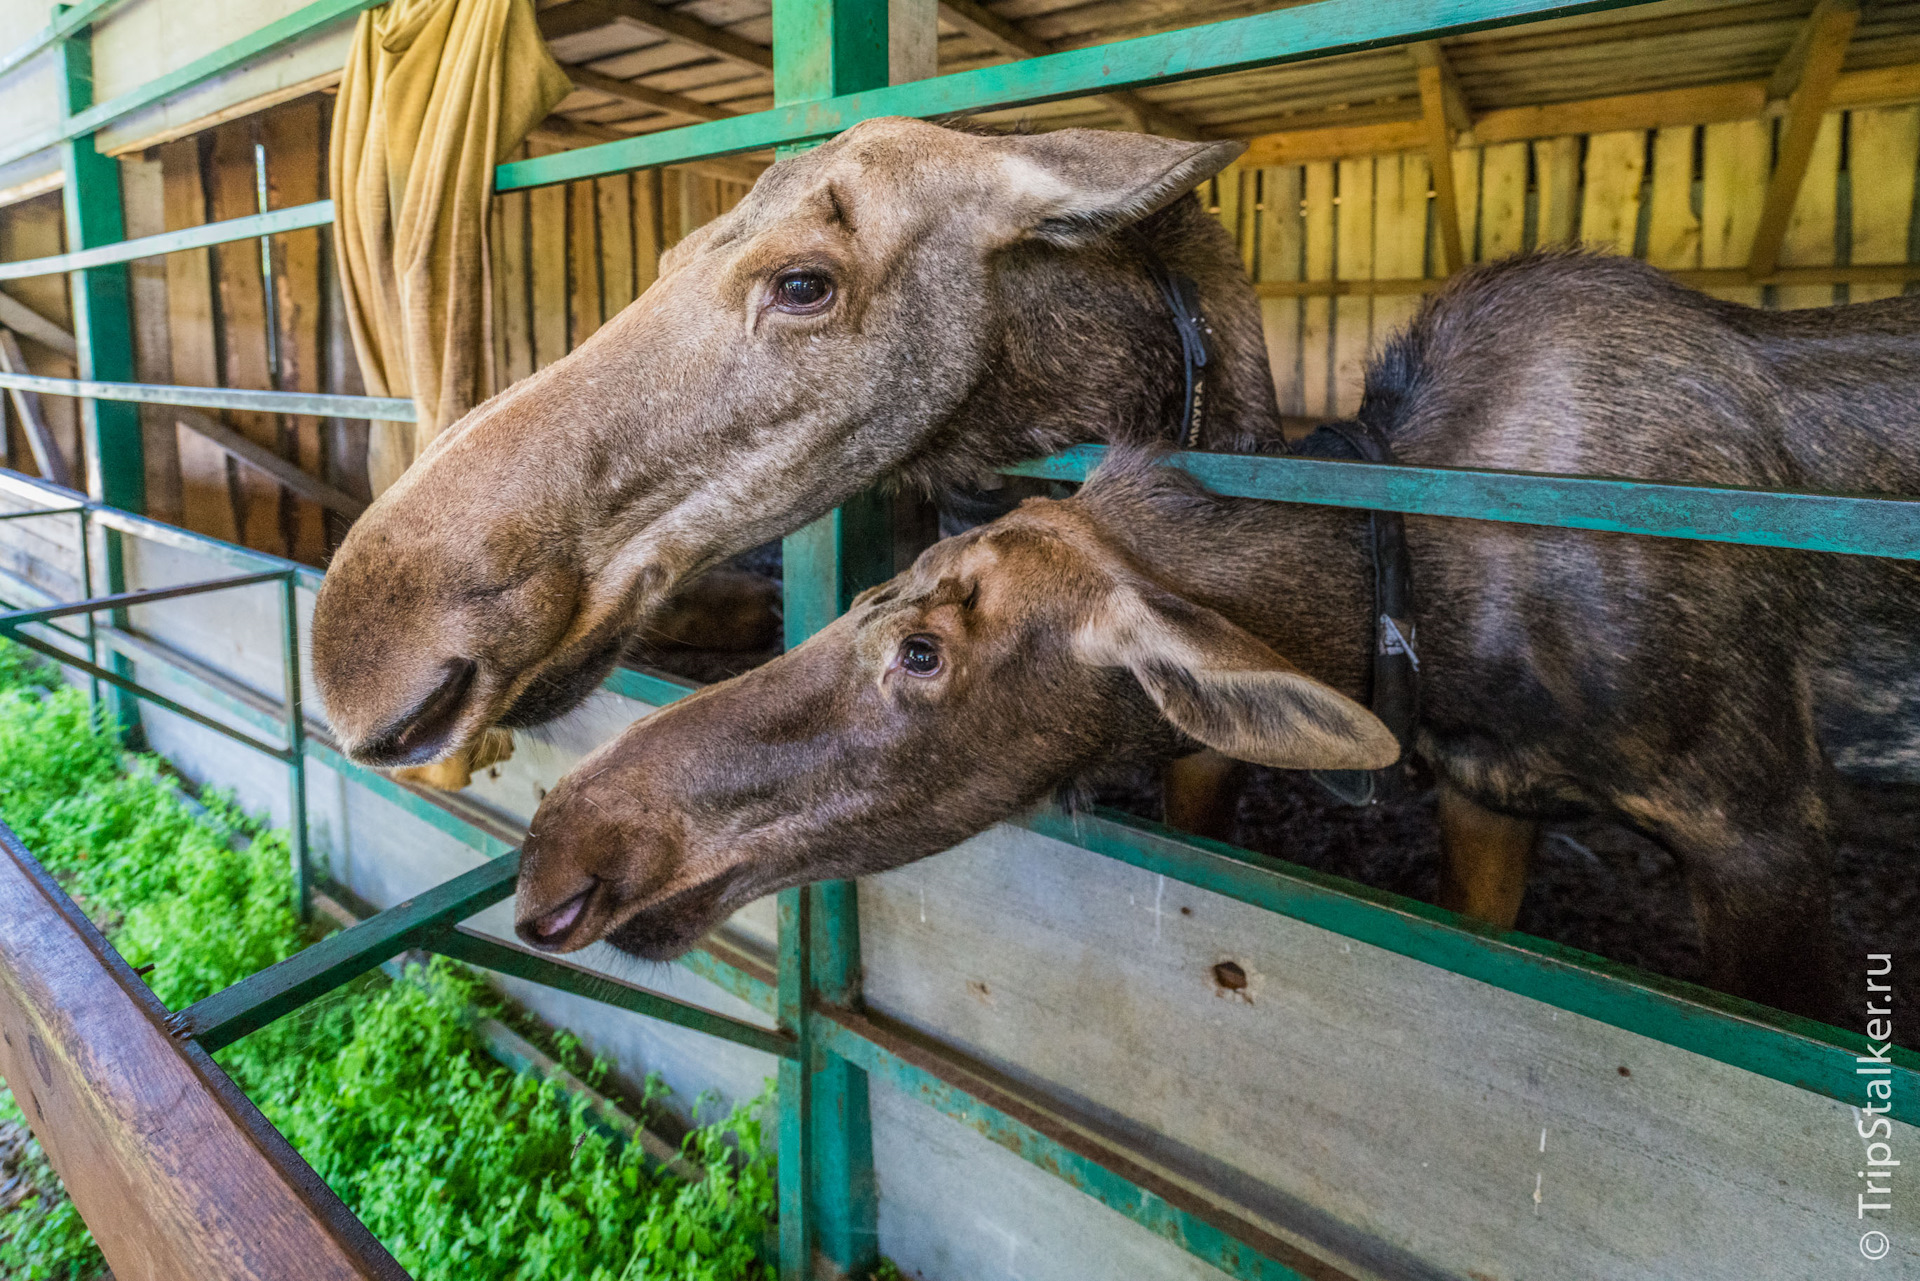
[0,489,1914,1281]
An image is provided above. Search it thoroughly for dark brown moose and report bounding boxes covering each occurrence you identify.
[515,255,1920,1022]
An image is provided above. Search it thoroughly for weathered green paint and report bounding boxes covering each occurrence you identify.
[60,31,142,742]
[1006,446,1920,560]
[810,1013,1317,1281]
[775,887,811,1278]
[0,200,335,281]
[497,0,1635,191]
[774,0,888,102]
[173,854,521,1053]
[429,927,797,1059]
[0,370,415,421]
[599,664,698,709]
[0,0,129,81]
[0,625,292,759]
[279,574,310,922]
[0,0,384,171]
[1023,806,1920,1126]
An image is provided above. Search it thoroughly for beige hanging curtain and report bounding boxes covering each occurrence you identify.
[331,0,571,496]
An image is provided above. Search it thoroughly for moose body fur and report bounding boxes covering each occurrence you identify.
[516,253,1920,1022]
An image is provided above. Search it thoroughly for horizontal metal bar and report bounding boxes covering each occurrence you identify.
[496,0,1632,190]
[1004,445,1920,559]
[0,0,381,170]
[1022,806,1920,1126]
[0,371,414,420]
[0,628,294,761]
[812,1006,1326,1281]
[431,925,796,1060]
[0,0,128,81]
[84,502,318,582]
[0,201,335,282]
[0,570,284,627]
[170,854,521,1053]
[0,505,83,521]
[601,664,699,708]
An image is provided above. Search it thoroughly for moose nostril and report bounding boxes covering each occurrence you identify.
[382,658,477,761]
[521,884,595,948]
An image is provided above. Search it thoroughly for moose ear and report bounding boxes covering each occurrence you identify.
[1075,580,1401,772]
[987,129,1246,248]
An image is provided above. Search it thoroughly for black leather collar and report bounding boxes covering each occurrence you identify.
[1290,420,1420,806]
[1132,233,1214,449]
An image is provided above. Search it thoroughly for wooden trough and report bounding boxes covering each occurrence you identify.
[0,820,403,1281]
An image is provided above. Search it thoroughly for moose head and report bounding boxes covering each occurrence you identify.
[311,118,1252,771]
[512,461,1397,957]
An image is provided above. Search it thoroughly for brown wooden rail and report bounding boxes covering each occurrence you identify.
[0,820,408,1281]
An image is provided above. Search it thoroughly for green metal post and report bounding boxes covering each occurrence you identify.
[59,27,144,746]
[280,572,310,922]
[773,0,890,1272]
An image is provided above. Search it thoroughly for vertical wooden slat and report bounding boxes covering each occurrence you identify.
[1533,134,1582,245]
[117,151,183,525]
[1777,112,1843,310]
[0,198,78,480]
[659,168,685,248]
[1370,150,1428,350]
[264,100,327,564]
[159,138,238,543]
[1700,118,1769,303]
[496,159,533,386]
[1300,160,1335,417]
[598,175,636,319]
[1477,141,1528,261]
[1448,145,1481,266]
[568,180,601,349]
[1333,155,1373,415]
[682,172,721,236]
[1579,130,1647,254]
[1848,105,1920,303]
[1258,165,1303,416]
[490,196,509,396]
[1215,166,1247,270]
[634,169,664,293]
[207,123,283,554]
[1645,125,1701,270]
[528,145,569,369]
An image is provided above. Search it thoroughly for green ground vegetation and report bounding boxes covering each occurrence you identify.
[0,641,775,1280]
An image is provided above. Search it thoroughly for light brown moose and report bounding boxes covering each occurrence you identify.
[510,248,1920,1024]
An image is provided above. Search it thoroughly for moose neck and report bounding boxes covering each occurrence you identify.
[897,196,1282,495]
[1082,464,1378,703]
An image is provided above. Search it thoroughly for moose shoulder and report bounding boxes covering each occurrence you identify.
[515,256,1920,1023]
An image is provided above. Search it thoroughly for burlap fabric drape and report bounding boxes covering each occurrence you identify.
[330,0,571,495]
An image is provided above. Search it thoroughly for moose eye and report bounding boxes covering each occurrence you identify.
[898,635,943,678]
[772,271,833,313]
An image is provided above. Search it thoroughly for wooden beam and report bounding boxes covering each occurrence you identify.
[0,821,405,1281]
[538,0,772,76]
[0,328,73,489]
[1250,262,1920,298]
[0,291,78,358]
[171,404,368,519]
[1473,80,1768,146]
[935,0,1204,139]
[565,63,734,123]
[1235,63,1920,168]
[1412,43,1465,273]
[1749,0,1859,277]
[1240,119,1425,167]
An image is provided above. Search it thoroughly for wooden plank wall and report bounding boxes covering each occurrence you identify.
[1223,104,1920,417]
[0,99,754,567]
[488,141,749,390]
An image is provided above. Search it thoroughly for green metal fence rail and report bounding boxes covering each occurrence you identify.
[3,0,1919,1277]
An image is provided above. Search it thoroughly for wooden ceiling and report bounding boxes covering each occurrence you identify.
[532,0,1920,151]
